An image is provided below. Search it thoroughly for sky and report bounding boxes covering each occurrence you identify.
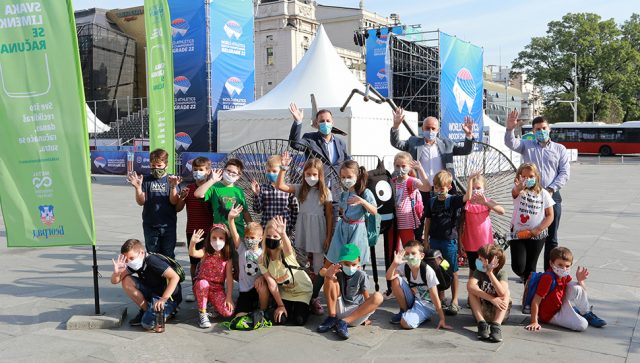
[72,0,637,67]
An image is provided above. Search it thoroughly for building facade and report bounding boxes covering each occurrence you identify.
[484,65,542,125]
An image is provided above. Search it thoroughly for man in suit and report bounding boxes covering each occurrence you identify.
[288,103,351,171]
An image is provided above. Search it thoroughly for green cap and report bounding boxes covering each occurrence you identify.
[338,244,360,262]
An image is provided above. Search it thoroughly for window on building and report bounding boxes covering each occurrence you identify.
[266,35,273,41]
[266,47,274,65]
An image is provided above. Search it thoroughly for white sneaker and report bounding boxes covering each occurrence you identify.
[185,293,195,303]
[198,312,211,328]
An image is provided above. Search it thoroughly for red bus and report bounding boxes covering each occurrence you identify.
[522,121,640,156]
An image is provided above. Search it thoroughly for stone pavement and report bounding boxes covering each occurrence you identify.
[0,162,639,362]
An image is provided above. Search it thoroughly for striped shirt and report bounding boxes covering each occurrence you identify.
[184,183,214,233]
[393,177,421,230]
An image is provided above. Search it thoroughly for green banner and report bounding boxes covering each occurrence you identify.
[0,0,95,247]
[144,0,175,173]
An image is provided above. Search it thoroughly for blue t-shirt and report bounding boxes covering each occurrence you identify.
[141,175,177,226]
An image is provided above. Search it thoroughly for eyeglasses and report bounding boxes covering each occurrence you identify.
[224,170,239,177]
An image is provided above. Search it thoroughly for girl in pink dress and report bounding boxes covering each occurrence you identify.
[462,174,505,279]
[189,224,234,328]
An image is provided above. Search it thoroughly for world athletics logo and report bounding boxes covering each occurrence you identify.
[376,68,386,80]
[223,20,242,39]
[171,18,189,37]
[452,68,476,113]
[175,132,193,151]
[376,34,388,46]
[224,76,244,96]
[93,156,107,169]
[174,76,191,95]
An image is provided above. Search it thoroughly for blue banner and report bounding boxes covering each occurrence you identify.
[133,152,151,175]
[366,26,404,97]
[91,151,128,175]
[180,152,227,181]
[169,0,209,152]
[439,32,484,142]
[210,0,255,151]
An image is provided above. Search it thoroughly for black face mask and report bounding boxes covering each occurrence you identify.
[265,238,281,250]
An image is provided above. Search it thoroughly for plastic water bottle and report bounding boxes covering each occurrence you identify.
[155,306,165,333]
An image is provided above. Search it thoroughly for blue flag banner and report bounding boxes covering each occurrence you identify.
[210,0,255,151]
[439,32,484,142]
[366,25,404,97]
[91,151,128,175]
[169,0,209,152]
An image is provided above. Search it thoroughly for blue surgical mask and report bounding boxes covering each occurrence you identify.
[319,122,333,135]
[525,177,536,189]
[342,265,358,276]
[422,130,438,141]
[265,172,278,183]
[535,129,550,143]
[475,259,486,272]
[193,170,207,181]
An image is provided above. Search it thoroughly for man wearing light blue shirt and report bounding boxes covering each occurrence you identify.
[504,110,570,271]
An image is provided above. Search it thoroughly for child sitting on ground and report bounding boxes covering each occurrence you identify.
[525,246,606,332]
[386,240,450,330]
[317,244,383,340]
[467,244,511,342]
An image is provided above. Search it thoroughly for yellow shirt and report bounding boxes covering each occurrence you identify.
[260,253,312,304]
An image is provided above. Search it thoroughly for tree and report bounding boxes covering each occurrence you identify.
[512,13,640,123]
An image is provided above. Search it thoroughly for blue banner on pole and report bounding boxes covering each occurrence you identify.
[169,0,209,152]
[91,151,128,175]
[439,32,484,142]
[210,0,255,151]
[366,26,403,97]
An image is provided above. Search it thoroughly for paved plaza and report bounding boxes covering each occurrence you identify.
[0,161,639,362]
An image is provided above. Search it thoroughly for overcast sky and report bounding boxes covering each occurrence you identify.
[72,0,637,67]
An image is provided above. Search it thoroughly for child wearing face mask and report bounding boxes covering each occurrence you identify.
[391,152,431,249]
[317,244,383,340]
[386,240,450,330]
[175,156,216,302]
[467,244,511,342]
[325,160,377,266]
[189,224,235,328]
[509,163,555,292]
[462,173,505,280]
[276,152,333,314]
[525,247,606,332]
[252,155,299,239]
[259,216,313,326]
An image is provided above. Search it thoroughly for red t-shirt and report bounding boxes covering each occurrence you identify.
[536,271,572,322]
[185,183,213,233]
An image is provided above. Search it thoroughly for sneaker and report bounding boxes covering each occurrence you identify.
[129,309,144,326]
[522,305,531,315]
[477,320,490,340]
[333,319,349,340]
[198,312,211,328]
[582,308,607,328]
[489,323,503,342]
[185,293,195,303]
[310,298,324,315]
[317,316,339,333]
[445,303,459,316]
[390,310,405,324]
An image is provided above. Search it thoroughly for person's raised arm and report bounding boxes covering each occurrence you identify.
[127,172,145,206]
[410,160,431,192]
[275,151,296,193]
[194,169,222,198]
[110,254,129,284]
[175,186,188,212]
[386,250,404,281]
[168,175,182,205]
[512,175,526,199]
[485,198,505,215]
[288,103,306,151]
[227,204,243,249]
[188,229,206,259]
[390,108,410,152]
[453,115,475,156]
[504,109,524,153]
[251,180,264,214]
[347,190,377,215]
[273,216,293,256]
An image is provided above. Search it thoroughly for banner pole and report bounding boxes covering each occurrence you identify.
[92,244,101,315]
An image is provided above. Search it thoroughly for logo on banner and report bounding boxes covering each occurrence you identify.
[186,158,195,172]
[176,132,193,151]
[38,205,55,226]
[171,18,189,37]
[174,76,191,95]
[223,20,242,39]
[377,69,386,80]
[452,68,476,113]
[93,156,107,169]
[376,35,388,46]
[224,77,244,96]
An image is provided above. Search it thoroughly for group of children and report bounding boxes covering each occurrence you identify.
[112,147,605,341]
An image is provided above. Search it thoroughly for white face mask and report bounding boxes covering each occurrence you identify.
[552,265,570,278]
[222,171,239,184]
[305,176,319,186]
[126,253,144,271]
[211,238,226,251]
[193,170,207,181]
[341,178,356,189]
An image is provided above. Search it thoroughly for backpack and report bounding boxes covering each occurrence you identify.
[424,249,453,292]
[407,179,424,222]
[404,261,430,289]
[522,271,557,307]
[365,211,382,246]
[221,310,272,331]
[148,252,186,283]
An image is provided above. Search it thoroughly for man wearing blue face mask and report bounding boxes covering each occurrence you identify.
[504,110,570,271]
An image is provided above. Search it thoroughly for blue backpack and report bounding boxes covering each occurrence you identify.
[523,271,557,307]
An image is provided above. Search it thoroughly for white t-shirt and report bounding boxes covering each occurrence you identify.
[396,263,439,303]
[511,189,555,238]
[238,243,263,292]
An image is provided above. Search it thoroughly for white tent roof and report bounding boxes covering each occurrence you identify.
[86,104,111,133]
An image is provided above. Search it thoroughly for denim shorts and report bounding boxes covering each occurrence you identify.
[398,277,436,329]
[131,276,179,330]
[429,238,459,272]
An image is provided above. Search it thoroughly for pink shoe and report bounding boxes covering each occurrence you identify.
[310,298,324,315]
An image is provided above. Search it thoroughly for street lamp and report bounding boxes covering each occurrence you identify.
[556,51,578,122]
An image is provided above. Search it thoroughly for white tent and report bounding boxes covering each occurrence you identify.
[86,104,111,133]
[481,113,521,165]
[217,25,418,159]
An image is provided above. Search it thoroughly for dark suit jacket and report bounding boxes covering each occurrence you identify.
[289,121,351,167]
[389,127,473,177]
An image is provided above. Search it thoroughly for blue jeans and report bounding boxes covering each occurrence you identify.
[131,276,179,330]
[143,223,176,258]
[429,238,459,272]
[398,277,435,329]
